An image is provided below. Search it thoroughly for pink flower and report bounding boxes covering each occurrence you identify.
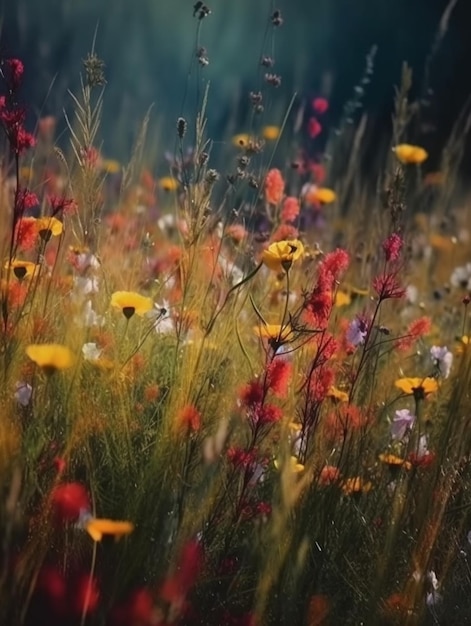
[264,168,285,205]
[50,482,90,523]
[312,97,329,114]
[382,232,403,262]
[281,196,300,222]
[308,117,322,138]
[373,273,406,300]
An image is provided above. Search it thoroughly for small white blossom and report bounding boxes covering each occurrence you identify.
[82,342,102,361]
[450,263,471,289]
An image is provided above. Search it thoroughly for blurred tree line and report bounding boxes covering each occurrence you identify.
[1,0,470,164]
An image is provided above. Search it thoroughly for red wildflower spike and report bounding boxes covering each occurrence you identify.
[264,168,285,205]
[382,232,403,262]
[266,358,292,397]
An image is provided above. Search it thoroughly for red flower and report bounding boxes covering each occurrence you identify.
[320,248,350,281]
[372,272,405,300]
[71,573,100,616]
[50,482,90,523]
[281,196,300,222]
[254,403,283,425]
[309,366,335,402]
[177,404,201,432]
[396,315,432,351]
[264,168,285,205]
[271,223,299,241]
[239,380,264,407]
[318,465,340,486]
[110,588,155,626]
[304,274,333,328]
[5,58,24,90]
[308,117,322,139]
[266,358,292,397]
[382,232,403,262]
[312,97,329,114]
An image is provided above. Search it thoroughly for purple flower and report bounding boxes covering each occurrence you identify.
[391,408,415,440]
[346,316,369,347]
[430,345,453,378]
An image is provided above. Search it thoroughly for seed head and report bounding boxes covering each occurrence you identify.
[83,52,106,87]
[177,117,187,139]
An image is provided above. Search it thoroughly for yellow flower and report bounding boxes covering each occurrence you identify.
[306,187,337,204]
[341,477,372,495]
[393,144,428,165]
[456,336,469,355]
[110,291,153,319]
[26,344,74,373]
[262,125,280,141]
[231,133,251,148]
[327,386,349,402]
[158,176,179,192]
[394,377,438,397]
[35,216,63,240]
[254,323,293,343]
[429,233,456,252]
[262,239,305,272]
[5,259,39,280]
[102,159,121,174]
[335,290,351,307]
[85,517,134,542]
[274,456,305,473]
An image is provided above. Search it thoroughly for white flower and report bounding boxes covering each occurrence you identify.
[82,342,102,361]
[450,263,471,289]
[218,255,244,286]
[147,302,175,334]
[77,300,104,327]
[15,382,32,406]
[405,284,418,304]
[73,276,100,296]
[430,345,453,378]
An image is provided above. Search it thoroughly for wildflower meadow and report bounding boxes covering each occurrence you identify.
[2,3,471,625]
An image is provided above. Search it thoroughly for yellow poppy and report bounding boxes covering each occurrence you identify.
[306,187,337,205]
[254,323,293,343]
[262,125,280,141]
[85,517,134,542]
[231,133,251,148]
[327,386,349,402]
[110,291,153,319]
[158,176,179,192]
[341,477,372,495]
[35,216,63,240]
[5,260,39,280]
[261,239,305,272]
[274,456,304,473]
[393,144,428,165]
[394,377,438,396]
[26,344,74,372]
[335,290,351,307]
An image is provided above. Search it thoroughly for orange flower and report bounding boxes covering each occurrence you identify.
[393,143,428,165]
[341,477,372,495]
[84,517,134,542]
[264,168,285,204]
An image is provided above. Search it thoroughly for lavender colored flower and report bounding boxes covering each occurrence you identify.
[346,316,368,347]
[391,408,415,440]
[15,382,32,406]
[430,345,453,378]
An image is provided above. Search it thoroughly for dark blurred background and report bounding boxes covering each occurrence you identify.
[1,0,470,167]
